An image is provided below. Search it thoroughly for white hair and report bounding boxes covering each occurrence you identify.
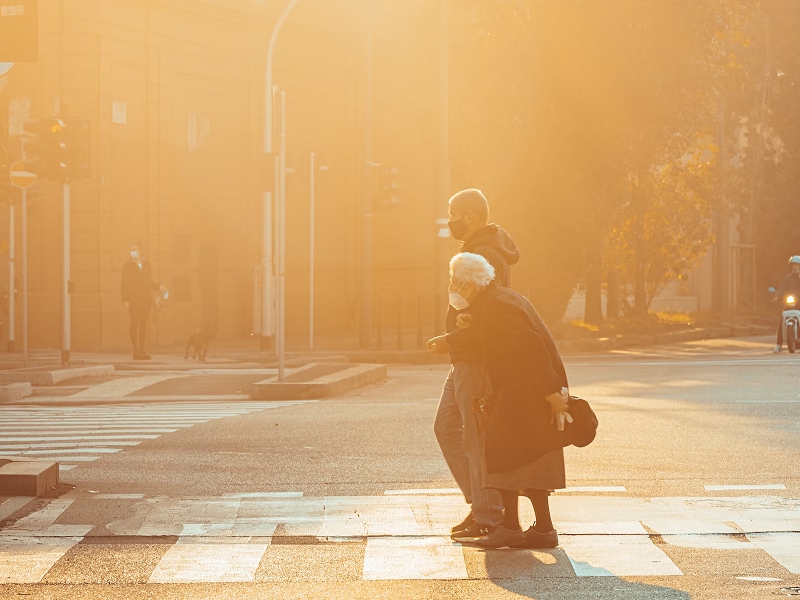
[450,252,495,288]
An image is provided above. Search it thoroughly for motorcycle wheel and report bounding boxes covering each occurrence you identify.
[789,323,796,354]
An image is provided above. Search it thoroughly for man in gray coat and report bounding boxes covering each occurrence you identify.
[427,189,520,541]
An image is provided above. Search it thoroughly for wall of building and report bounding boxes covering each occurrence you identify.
[1,0,444,351]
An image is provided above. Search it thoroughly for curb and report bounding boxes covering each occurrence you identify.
[0,457,59,497]
[251,363,387,400]
[556,326,774,355]
[0,365,116,385]
[0,382,32,403]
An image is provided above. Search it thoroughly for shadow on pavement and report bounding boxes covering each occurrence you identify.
[476,549,690,599]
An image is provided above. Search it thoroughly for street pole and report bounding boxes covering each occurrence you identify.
[62,181,71,366]
[359,0,374,348]
[277,90,287,381]
[435,0,451,334]
[20,141,28,362]
[309,151,315,351]
[264,0,300,154]
[7,203,14,352]
[261,191,274,350]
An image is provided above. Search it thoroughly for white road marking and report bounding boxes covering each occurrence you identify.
[555,486,627,493]
[6,499,75,532]
[0,536,84,583]
[148,539,269,583]
[560,534,682,576]
[746,533,800,574]
[0,497,35,522]
[223,492,303,498]
[362,537,468,580]
[0,402,308,468]
[69,375,187,398]
[705,484,787,491]
[384,489,461,495]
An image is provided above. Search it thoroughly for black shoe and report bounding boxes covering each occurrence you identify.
[461,525,524,549]
[133,351,145,360]
[451,512,476,535]
[510,526,559,549]
[451,523,498,543]
[141,353,152,360]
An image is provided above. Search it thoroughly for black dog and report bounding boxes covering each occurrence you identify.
[185,329,209,361]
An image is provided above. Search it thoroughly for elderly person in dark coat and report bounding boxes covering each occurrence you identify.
[445,252,570,549]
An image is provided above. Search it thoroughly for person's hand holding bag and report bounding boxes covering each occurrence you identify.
[545,387,573,432]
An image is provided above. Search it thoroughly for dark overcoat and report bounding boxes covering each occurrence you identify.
[471,282,568,474]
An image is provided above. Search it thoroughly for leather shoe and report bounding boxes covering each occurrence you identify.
[510,526,559,549]
[460,525,524,549]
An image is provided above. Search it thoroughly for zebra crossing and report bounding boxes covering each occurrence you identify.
[1,492,799,583]
[0,401,308,470]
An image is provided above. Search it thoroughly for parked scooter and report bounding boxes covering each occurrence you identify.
[769,286,800,353]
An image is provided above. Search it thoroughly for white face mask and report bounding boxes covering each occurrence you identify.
[449,283,471,310]
[130,251,139,260]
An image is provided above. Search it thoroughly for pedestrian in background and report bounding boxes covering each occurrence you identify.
[121,242,155,360]
[446,252,570,549]
[427,188,519,541]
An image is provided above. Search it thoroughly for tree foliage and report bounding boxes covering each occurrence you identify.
[448,0,785,320]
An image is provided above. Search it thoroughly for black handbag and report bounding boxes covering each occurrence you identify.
[562,395,598,448]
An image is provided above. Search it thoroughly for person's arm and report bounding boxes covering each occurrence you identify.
[487,302,564,399]
[121,264,131,303]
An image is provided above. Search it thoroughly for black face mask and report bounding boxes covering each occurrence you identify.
[448,218,469,241]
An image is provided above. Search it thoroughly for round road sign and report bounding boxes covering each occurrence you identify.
[9,160,37,189]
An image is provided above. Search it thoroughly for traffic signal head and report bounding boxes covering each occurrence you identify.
[21,117,68,182]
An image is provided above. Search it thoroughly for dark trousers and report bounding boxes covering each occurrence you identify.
[129,303,150,353]
[777,317,784,346]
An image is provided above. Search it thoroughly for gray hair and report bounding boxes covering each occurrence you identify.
[450,252,495,288]
[448,188,489,222]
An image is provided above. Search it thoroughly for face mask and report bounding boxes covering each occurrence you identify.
[449,283,471,310]
[447,218,469,241]
[130,251,139,260]
[449,291,469,310]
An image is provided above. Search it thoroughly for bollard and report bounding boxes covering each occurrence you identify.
[376,294,383,350]
[397,295,404,350]
[416,294,424,349]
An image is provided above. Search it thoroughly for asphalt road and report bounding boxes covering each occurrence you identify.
[2,336,800,599]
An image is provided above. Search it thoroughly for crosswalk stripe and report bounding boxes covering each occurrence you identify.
[0,536,84,583]
[148,539,269,583]
[362,537,468,580]
[560,534,683,576]
[0,401,306,467]
[0,435,165,441]
[746,533,800,574]
[0,441,141,450]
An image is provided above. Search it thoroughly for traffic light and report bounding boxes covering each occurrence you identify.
[21,117,68,181]
[65,117,90,181]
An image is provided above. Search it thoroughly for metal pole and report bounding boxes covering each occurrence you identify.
[21,187,27,362]
[62,182,71,366]
[435,0,451,334]
[277,90,287,381]
[359,0,374,348]
[7,203,14,352]
[397,295,403,350]
[261,191,274,350]
[309,151,315,351]
[265,0,300,154]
